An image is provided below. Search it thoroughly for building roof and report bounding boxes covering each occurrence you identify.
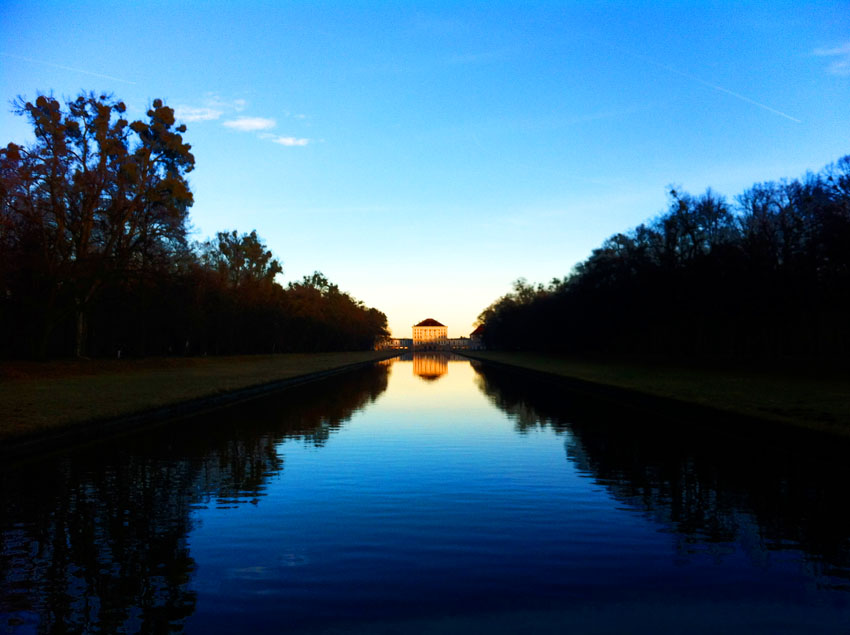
[414,318,445,327]
[470,324,485,336]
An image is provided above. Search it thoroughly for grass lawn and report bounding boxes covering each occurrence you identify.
[0,351,395,443]
[463,351,850,435]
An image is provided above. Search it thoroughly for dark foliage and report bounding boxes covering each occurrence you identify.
[0,93,388,358]
[478,158,850,360]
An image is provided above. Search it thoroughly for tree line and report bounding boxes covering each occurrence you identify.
[478,156,850,360]
[0,92,388,359]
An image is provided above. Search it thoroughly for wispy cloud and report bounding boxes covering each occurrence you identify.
[205,95,248,112]
[814,42,850,76]
[223,117,276,131]
[412,13,467,36]
[447,49,513,66]
[564,104,653,126]
[0,51,136,84]
[175,94,310,145]
[173,106,223,122]
[175,94,249,123]
[271,136,310,146]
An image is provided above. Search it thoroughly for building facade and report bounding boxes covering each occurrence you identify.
[412,318,448,349]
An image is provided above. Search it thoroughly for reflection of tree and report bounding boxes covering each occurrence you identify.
[472,362,850,590]
[0,362,389,631]
[1,455,199,633]
[472,361,571,434]
[201,361,391,449]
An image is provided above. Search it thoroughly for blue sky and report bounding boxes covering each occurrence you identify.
[2,1,849,337]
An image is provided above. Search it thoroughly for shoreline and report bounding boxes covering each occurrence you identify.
[1,351,398,459]
[458,351,850,437]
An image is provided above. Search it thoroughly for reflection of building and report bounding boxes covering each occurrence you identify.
[413,353,448,381]
[413,318,447,349]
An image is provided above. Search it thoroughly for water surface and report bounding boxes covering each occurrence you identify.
[2,355,849,633]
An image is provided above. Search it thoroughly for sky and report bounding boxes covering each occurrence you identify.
[2,1,849,338]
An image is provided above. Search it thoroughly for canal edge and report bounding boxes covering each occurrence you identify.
[1,352,400,463]
[456,351,850,441]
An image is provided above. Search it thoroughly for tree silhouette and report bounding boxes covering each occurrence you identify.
[1,92,388,359]
[200,230,282,289]
[0,93,194,357]
[478,156,850,359]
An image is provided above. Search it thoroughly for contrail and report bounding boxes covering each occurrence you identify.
[1,52,137,85]
[646,57,802,124]
[590,38,801,124]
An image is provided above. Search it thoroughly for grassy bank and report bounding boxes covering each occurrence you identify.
[0,351,396,444]
[462,351,850,436]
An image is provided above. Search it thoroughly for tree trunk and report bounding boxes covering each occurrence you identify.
[33,322,51,361]
[74,304,87,359]
[32,300,59,360]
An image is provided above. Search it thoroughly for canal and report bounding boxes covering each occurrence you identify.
[2,355,849,633]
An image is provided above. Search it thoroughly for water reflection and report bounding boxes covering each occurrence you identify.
[5,357,850,633]
[412,353,448,381]
[396,352,468,383]
[0,363,390,633]
[472,361,850,591]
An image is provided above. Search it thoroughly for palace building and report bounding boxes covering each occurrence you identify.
[412,318,448,349]
[374,319,484,351]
